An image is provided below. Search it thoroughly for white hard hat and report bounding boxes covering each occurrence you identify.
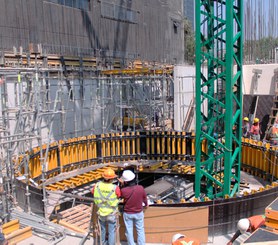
[237,218,250,234]
[172,233,185,242]
[121,170,135,182]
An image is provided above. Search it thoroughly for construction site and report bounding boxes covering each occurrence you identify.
[0,0,278,244]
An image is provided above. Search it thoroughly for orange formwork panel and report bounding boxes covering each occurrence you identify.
[177,132,181,160]
[265,197,278,221]
[265,217,278,230]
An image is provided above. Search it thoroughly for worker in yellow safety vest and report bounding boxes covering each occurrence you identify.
[172,233,200,245]
[92,168,121,245]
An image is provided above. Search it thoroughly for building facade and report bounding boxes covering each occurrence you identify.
[0,0,184,65]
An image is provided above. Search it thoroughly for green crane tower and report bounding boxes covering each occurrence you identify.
[195,0,243,199]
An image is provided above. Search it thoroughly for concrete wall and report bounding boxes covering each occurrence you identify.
[173,64,278,131]
[0,0,184,64]
[243,64,278,95]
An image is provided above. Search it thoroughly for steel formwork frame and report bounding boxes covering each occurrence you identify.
[195,0,243,199]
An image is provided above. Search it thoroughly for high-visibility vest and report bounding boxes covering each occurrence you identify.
[172,237,200,245]
[93,182,119,217]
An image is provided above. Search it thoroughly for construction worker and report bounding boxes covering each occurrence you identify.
[249,118,261,141]
[119,170,148,245]
[242,117,250,138]
[227,215,265,245]
[172,233,200,245]
[92,168,121,245]
[267,118,278,145]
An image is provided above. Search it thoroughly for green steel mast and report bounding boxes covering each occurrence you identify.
[195,0,243,199]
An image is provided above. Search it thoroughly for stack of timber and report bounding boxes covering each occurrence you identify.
[2,219,32,245]
[241,197,278,244]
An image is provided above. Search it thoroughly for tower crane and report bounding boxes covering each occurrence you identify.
[195,0,243,199]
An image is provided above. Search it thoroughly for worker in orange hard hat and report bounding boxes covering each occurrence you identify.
[242,117,250,138]
[227,215,265,245]
[249,117,261,141]
[91,168,121,245]
[172,233,200,245]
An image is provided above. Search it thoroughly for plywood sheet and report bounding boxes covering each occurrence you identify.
[241,228,278,244]
[119,206,208,243]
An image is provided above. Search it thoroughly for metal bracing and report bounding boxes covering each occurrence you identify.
[0,61,174,219]
[195,0,243,199]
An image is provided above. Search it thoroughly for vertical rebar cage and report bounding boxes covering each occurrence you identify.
[195,0,243,199]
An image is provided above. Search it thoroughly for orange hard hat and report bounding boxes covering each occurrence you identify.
[102,168,117,180]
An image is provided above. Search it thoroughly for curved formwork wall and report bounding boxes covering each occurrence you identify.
[15,131,278,240]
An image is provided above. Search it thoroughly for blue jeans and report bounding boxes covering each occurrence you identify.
[123,211,145,245]
[99,214,116,245]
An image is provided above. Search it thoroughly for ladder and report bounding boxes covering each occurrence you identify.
[264,68,278,141]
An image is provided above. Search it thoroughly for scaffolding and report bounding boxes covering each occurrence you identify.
[0,56,174,221]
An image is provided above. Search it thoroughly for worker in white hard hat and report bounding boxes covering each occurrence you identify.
[227,215,265,245]
[172,233,200,245]
[242,117,250,138]
[119,169,148,245]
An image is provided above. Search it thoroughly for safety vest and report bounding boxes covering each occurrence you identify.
[93,182,119,217]
[172,237,200,245]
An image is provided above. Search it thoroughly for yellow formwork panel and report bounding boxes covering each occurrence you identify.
[167,132,171,158]
[131,132,136,159]
[191,132,195,156]
[122,133,126,156]
[126,132,130,160]
[106,134,111,160]
[177,132,181,160]
[182,132,186,160]
[171,132,176,157]
[156,132,161,160]
[111,133,116,158]
[101,134,106,160]
[136,132,140,160]
[241,138,247,165]
[146,132,150,158]
[257,141,263,170]
[151,131,155,160]
[47,142,58,173]
[29,147,41,179]
[161,132,165,160]
[116,133,121,160]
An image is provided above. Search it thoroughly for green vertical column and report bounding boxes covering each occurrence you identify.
[195,0,243,199]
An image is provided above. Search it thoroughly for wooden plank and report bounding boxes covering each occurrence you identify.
[265,197,278,220]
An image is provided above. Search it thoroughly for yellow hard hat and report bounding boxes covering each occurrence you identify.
[253,118,259,123]
[243,117,249,122]
[102,168,117,180]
